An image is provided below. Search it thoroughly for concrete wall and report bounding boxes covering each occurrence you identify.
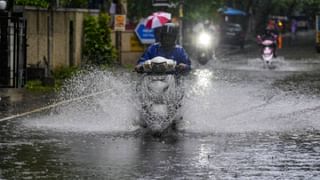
[113,30,146,66]
[18,6,145,69]
[22,7,100,69]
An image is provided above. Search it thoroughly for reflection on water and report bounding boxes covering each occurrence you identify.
[190,68,214,95]
[1,124,320,179]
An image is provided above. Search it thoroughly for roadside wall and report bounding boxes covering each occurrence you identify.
[112,30,146,66]
[21,7,101,69]
[20,6,144,69]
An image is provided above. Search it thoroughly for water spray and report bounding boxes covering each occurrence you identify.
[0,90,109,122]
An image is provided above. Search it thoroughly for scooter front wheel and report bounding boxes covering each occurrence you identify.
[198,53,210,65]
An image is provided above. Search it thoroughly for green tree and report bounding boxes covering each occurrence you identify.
[183,0,223,22]
[126,0,223,22]
[230,0,320,34]
[15,0,88,8]
[83,13,117,66]
[15,0,49,8]
[59,0,88,8]
[127,0,154,20]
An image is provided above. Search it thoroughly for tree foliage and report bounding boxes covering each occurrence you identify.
[15,0,88,8]
[127,0,223,22]
[126,0,154,20]
[59,0,88,8]
[15,0,49,8]
[83,13,117,66]
[227,0,320,34]
[183,0,223,22]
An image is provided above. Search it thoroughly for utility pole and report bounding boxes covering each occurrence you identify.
[43,0,56,86]
[114,0,126,65]
[179,0,184,45]
[47,2,53,78]
[0,0,8,86]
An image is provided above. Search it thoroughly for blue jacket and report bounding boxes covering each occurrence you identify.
[137,43,191,71]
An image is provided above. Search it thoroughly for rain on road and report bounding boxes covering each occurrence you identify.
[1,31,320,179]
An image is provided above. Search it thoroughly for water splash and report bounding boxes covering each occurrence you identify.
[23,62,320,134]
[24,68,140,133]
[181,67,320,133]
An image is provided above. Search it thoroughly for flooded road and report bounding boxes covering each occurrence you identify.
[1,34,320,179]
[1,123,320,179]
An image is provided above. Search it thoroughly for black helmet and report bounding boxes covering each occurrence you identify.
[265,26,273,35]
[160,23,179,49]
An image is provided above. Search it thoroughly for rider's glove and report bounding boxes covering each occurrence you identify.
[134,64,144,73]
[176,63,188,73]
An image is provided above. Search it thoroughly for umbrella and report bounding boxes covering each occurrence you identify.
[218,7,246,16]
[144,11,171,29]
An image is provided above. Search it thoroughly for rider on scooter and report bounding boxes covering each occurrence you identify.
[257,28,278,57]
[135,23,191,73]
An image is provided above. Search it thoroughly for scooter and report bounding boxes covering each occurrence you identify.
[257,35,277,69]
[261,39,275,63]
[136,56,184,135]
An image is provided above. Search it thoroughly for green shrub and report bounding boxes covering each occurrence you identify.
[53,66,80,80]
[15,0,49,8]
[25,66,80,92]
[15,0,88,8]
[83,12,117,66]
[25,80,55,92]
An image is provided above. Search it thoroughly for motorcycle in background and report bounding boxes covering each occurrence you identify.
[257,35,277,69]
[195,31,214,65]
[190,21,216,65]
[136,56,184,135]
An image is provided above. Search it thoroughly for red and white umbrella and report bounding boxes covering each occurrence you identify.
[144,12,171,29]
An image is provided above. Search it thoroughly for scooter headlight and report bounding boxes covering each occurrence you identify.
[197,32,212,47]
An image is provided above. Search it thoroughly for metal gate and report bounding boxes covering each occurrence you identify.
[0,12,26,88]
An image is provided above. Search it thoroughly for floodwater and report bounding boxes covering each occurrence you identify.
[1,41,320,179]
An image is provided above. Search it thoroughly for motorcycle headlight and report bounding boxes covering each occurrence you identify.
[197,32,212,47]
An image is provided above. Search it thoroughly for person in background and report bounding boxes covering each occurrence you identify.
[193,19,216,33]
[257,28,278,57]
[291,19,298,42]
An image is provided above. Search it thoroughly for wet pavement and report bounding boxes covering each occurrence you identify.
[1,31,320,179]
[0,89,56,120]
[1,124,320,179]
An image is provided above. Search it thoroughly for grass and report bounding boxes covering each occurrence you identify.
[25,66,80,92]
